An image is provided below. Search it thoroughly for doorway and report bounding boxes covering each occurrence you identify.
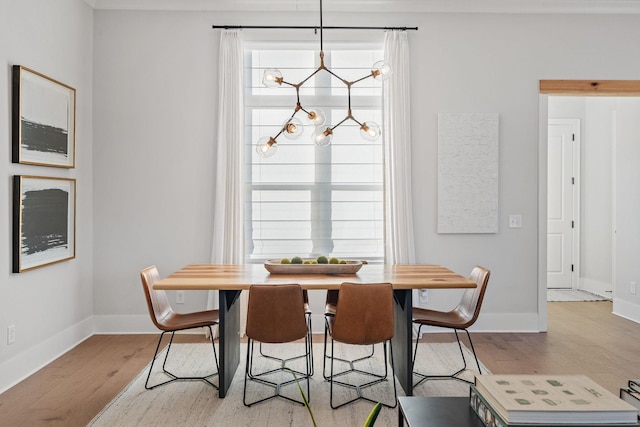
[538,80,640,330]
[547,118,580,290]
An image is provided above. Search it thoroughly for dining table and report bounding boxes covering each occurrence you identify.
[153,263,476,398]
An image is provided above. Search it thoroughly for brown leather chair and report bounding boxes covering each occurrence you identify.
[412,265,490,388]
[322,289,374,380]
[243,284,312,407]
[259,290,314,376]
[140,266,219,390]
[324,282,397,409]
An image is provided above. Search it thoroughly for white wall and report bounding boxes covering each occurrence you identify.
[0,0,94,392]
[92,10,218,331]
[91,10,640,337]
[583,98,616,296]
[613,98,640,321]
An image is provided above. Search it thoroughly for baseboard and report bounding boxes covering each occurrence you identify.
[0,316,94,394]
[92,314,158,334]
[421,312,542,334]
[92,315,216,335]
[613,298,640,324]
[580,278,613,299]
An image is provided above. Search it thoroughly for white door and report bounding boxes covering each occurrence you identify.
[547,119,580,289]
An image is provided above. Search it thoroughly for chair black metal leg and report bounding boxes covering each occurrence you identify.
[464,329,482,374]
[307,314,314,376]
[323,317,375,381]
[412,324,479,389]
[145,331,170,390]
[386,340,398,408]
[243,338,253,406]
[328,338,397,409]
[453,329,469,373]
[257,313,313,377]
[412,323,425,372]
[145,327,219,390]
[160,331,177,373]
[244,337,312,407]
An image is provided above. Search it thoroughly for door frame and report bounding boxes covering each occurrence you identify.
[538,80,640,331]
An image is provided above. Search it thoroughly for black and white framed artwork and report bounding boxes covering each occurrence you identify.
[13,176,76,273]
[12,66,76,168]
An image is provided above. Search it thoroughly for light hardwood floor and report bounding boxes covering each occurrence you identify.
[0,301,638,427]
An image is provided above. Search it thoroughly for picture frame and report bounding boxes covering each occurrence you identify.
[13,176,77,273]
[12,65,76,168]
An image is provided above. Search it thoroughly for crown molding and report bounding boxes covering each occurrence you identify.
[91,0,640,14]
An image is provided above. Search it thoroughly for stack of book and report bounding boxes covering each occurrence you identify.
[620,380,640,412]
[470,374,640,427]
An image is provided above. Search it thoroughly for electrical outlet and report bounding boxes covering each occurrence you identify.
[631,282,637,295]
[7,325,16,345]
[176,291,185,304]
[419,289,429,303]
[509,215,522,228]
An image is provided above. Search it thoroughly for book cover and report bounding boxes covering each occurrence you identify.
[471,386,639,427]
[474,375,639,424]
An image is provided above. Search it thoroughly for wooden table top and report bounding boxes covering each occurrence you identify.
[153,264,475,291]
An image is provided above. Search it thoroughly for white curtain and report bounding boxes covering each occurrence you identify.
[383,30,416,265]
[208,30,245,330]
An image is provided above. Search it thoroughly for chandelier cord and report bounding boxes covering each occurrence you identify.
[319,0,324,52]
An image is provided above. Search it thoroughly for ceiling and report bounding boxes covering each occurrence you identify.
[87,0,640,14]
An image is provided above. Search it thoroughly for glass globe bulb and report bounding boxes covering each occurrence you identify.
[282,117,303,139]
[371,60,392,81]
[262,68,283,87]
[360,121,381,141]
[307,109,326,127]
[255,136,278,157]
[312,127,333,147]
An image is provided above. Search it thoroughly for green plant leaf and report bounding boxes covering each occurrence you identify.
[287,369,316,427]
[363,402,382,427]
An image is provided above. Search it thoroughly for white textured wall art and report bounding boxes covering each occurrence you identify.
[437,113,499,233]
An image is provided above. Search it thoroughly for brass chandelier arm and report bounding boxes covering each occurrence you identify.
[330,114,356,131]
[296,65,325,89]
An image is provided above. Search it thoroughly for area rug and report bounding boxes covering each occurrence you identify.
[547,289,610,302]
[88,341,488,427]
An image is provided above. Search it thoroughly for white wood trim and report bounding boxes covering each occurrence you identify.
[538,95,549,332]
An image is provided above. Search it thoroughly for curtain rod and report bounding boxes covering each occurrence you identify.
[212,25,418,31]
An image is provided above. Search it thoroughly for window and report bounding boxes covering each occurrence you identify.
[245,43,384,263]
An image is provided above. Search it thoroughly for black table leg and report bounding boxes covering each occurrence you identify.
[392,289,413,396]
[218,289,241,398]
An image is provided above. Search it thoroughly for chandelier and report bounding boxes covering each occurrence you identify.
[255,0,392,158]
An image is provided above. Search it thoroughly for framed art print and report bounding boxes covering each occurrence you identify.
[13,176,76,273]
[12,65,76,168]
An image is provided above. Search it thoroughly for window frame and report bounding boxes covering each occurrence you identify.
[244,41,385,264]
